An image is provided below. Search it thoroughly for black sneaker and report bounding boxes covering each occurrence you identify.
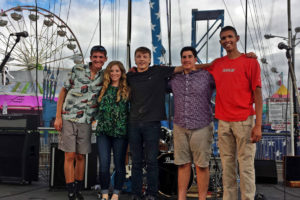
[76,192,84,200]
[144,195,157,200]
[68,193,76,200]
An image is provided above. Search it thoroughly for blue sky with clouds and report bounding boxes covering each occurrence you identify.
[1,0,300,98]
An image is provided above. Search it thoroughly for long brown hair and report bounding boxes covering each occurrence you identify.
[98,61,130,102]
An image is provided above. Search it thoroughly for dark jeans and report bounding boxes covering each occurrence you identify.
[128,121,161,197]
[97,134,128,193]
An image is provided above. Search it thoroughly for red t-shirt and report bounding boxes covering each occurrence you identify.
[206,54,261,121]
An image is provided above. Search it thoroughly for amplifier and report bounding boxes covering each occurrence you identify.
[284,156,300,182]
[49,143,98,189]
[0,131,40,183]
[0,114,40,130]
[255,159,278,184]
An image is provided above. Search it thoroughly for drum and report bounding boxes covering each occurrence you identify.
[159,127,173,152]
[158,152,194,197]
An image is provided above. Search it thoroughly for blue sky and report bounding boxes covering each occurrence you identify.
[4,0,57,9]
[1,0,300,98]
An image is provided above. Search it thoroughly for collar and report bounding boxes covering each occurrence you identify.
[181,69,202,75]
[88,62,103,76]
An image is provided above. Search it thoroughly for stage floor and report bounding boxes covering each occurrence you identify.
[0,181,300,200]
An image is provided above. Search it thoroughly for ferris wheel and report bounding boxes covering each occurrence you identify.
[0,5,83,71]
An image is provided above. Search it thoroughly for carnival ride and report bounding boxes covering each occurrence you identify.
[0,4,85,143]
[0,5,83,110]
[0,5,83,71]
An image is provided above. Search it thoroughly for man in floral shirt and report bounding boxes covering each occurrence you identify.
[170,46,215,200]
[54,45,107,200]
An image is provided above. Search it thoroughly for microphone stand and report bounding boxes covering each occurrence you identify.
[284,48,300,155]
[0,36,21,73]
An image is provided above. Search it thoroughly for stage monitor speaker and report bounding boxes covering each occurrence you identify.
[284,156,300,181]
[0,114,40,130]
[0,131,40,183]
[49,143,98,189]
[255,159,278,184]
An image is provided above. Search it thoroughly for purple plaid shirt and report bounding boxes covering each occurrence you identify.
[170,69,215,129]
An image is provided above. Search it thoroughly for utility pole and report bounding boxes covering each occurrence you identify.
[287,0,294,156]
[126,0,132,69]
[287,0,299,155]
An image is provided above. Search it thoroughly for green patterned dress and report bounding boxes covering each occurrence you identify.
[96,85,128,137]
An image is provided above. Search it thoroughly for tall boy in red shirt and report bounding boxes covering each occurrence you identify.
[206,26,263,200]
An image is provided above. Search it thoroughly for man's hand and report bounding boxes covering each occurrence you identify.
[246,52,257,59]
[251,125,262,143]
[128,67,137,73]
[54,117,63,131]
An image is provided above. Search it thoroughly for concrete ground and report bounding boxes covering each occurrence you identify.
[0,154,299,200]
[0,180,300,200]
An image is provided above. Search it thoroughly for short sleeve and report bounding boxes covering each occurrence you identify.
[205,60,216,75]
[249,60,262,91]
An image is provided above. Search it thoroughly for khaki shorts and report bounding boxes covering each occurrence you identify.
[58,119,92,154]
[173,123,214,168]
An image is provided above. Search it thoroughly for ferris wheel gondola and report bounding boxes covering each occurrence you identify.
[0,5,83,71]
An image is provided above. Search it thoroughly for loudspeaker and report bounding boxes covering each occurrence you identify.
[0,114,40,130]
[284,156,300,181]
[0,131,40,183]
[49,143,98,189]
[255,159,278,184]
[49,143,66,188]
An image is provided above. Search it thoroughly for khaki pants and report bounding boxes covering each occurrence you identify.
[218,116,256,200]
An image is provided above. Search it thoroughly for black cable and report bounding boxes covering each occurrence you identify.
[166,0,172,129]
[99,0,101,45]
[126,0,132,69]
[222,0,245,52]
[283,66,291,200]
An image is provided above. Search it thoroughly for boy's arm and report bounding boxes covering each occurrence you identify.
[251,87,263,143]
[173,52,256,74]
[192,52,257,72]
[173,62,212,73]
[195,62,212,70]
[54,87,67,131]
[173,66,183,73]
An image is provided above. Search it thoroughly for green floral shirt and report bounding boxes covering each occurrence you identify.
[96,85,128,137]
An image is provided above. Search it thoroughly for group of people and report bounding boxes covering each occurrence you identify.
[54,26,262,200]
